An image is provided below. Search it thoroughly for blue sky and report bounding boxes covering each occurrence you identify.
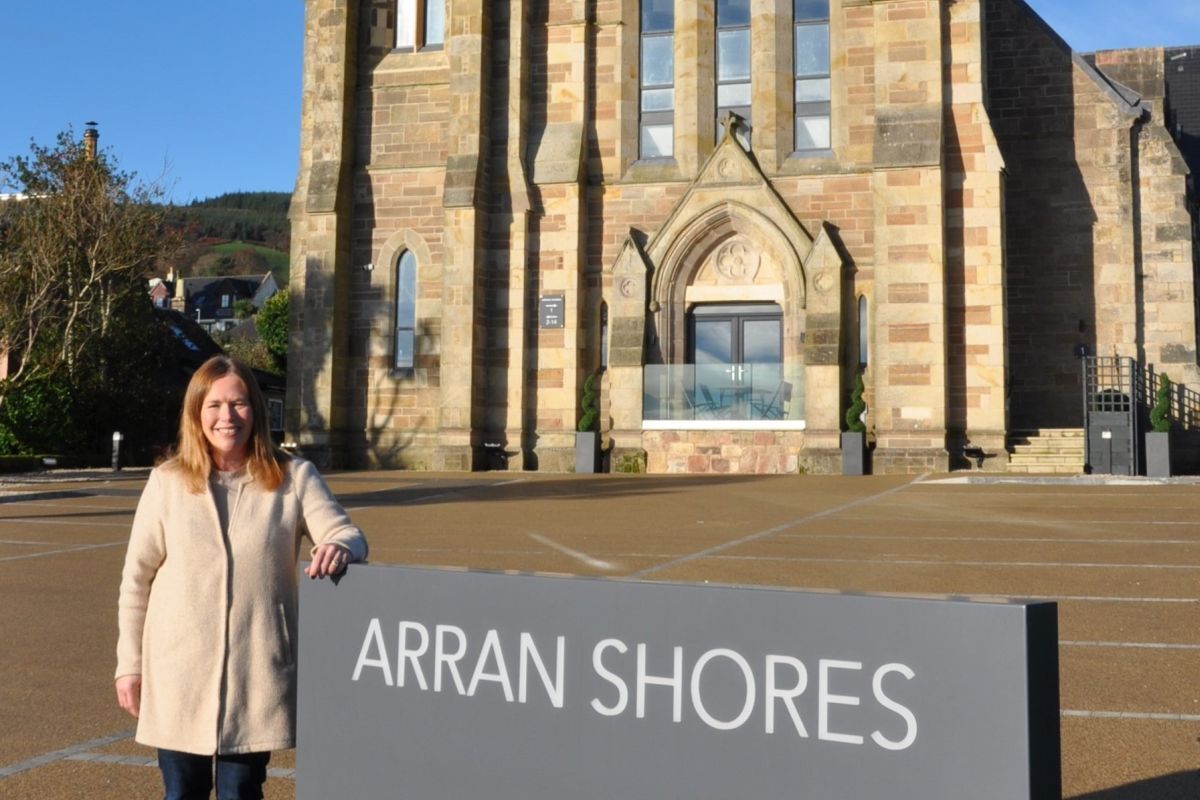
[0,2,304,203]
[1026,0,1199,52]
[0,1,1196,203]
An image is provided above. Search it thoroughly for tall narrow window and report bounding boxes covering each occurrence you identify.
[395,251,417,370]
[716,0,752,147]
[396,0,445,51]
[794,0,830,151]
[600,303,610,371]
[640,0,674,159]
[858,295,869,367]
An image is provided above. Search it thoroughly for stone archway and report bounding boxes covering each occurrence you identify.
[648,200,809,370]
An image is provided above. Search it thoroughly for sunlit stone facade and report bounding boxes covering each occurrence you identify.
[289,0,1198,474]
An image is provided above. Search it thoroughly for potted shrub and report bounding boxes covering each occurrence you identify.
[842,372,867,476]
[1146,374,1172,478]
[575,372,601,473]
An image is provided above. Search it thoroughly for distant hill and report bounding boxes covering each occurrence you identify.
[162,192,291,284]
[168,191,290,251]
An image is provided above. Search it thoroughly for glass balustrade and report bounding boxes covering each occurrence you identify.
[643,363,805,423]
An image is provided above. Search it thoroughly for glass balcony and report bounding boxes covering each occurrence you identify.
[643,363,806,426]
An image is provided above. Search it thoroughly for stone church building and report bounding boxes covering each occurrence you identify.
[287,0,1199,474]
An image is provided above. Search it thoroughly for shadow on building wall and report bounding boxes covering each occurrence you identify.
[988,0,1099,430]
[289,256,333,466]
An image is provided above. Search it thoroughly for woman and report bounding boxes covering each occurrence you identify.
[115,356,368,799]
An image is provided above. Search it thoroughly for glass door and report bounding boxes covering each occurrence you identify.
[689,304,782,419]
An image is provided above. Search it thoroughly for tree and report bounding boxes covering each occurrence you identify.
[255,288,289,370]
[0,129,177,455]
[0,129,176,387]
[845,372,867,433]
[1150,374,1172,433]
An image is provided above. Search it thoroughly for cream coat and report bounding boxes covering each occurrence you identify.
[116,457,368,755]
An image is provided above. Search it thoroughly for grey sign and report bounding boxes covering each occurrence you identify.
[297,565,1059,800]
[539,294,565,328]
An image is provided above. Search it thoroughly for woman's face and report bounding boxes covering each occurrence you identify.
[201,374,253,466]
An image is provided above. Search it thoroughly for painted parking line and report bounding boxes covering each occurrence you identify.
[828,515,1200,526]
[0,500,137,511]
[0,517,131,528]
[1060,640,1200,650]
[1062,710,1200,722]
[0,538,124,546]
[630,476,926,579]
[0,729,136,778]
[0,541,127,563]
[528,533,618,571]
[372,546,1200,604]
[775,533,1200,546]
[60,751,296,779]
[710,554,1200,570]
[1025,594,1197,603]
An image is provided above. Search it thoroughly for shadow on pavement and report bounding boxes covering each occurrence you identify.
[1073,771,1200,799]
[335,474,773,507]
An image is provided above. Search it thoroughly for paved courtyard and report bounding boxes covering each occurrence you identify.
[2,468,1199,798]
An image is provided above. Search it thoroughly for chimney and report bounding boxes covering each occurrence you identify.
[83,122,99,161]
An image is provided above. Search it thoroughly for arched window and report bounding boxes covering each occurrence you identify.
[395,250,417,370]
[794,0,831,151]
[858,295,869,367]
[640,0,675,158]
[396,0,445,52]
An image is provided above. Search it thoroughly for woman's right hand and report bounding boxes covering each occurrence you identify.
[115,675,141,718]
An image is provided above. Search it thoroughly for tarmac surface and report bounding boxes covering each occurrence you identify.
[2,467,1199,798]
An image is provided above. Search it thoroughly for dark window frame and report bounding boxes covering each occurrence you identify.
[687,303,784,365]
[394,250,418,372]
[716,0,752,147]
[794,0,831,153]
[639,0,675,160]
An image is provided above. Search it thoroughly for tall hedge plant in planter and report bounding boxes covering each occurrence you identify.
[1146,374,1172,478]
[842,373,868,475]
[575,373,601,473]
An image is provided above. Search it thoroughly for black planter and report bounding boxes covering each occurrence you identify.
[841,431,866,476]
[575,431,600,473]
[1145,431,1172,478]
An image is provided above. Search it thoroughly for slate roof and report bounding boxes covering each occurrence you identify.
[1165,46,1200,178]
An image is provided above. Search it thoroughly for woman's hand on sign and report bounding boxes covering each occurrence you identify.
[306,544,351,579]
[115,675,141,718]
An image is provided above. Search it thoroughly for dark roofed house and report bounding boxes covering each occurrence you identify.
[151,271,279,334]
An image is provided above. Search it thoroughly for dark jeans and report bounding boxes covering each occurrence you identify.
[157,749,270,800]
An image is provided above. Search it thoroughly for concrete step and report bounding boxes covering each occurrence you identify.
[1007,428,1085,474]
[1006,464,1083,475]
[1012,448,1089,460]
[1010,453,1085,463]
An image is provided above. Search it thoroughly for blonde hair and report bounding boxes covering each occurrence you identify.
[165,356,288,493]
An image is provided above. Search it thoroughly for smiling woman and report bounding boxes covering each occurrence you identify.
[201,374,254,471]
[115,355,369,800]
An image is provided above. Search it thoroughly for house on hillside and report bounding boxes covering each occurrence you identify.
[149,270,279,333]
[289,0,1199,476]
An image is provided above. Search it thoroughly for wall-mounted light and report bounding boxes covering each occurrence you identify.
[361,262,374,272]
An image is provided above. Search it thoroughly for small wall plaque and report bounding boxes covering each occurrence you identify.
[540,295,565,329]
